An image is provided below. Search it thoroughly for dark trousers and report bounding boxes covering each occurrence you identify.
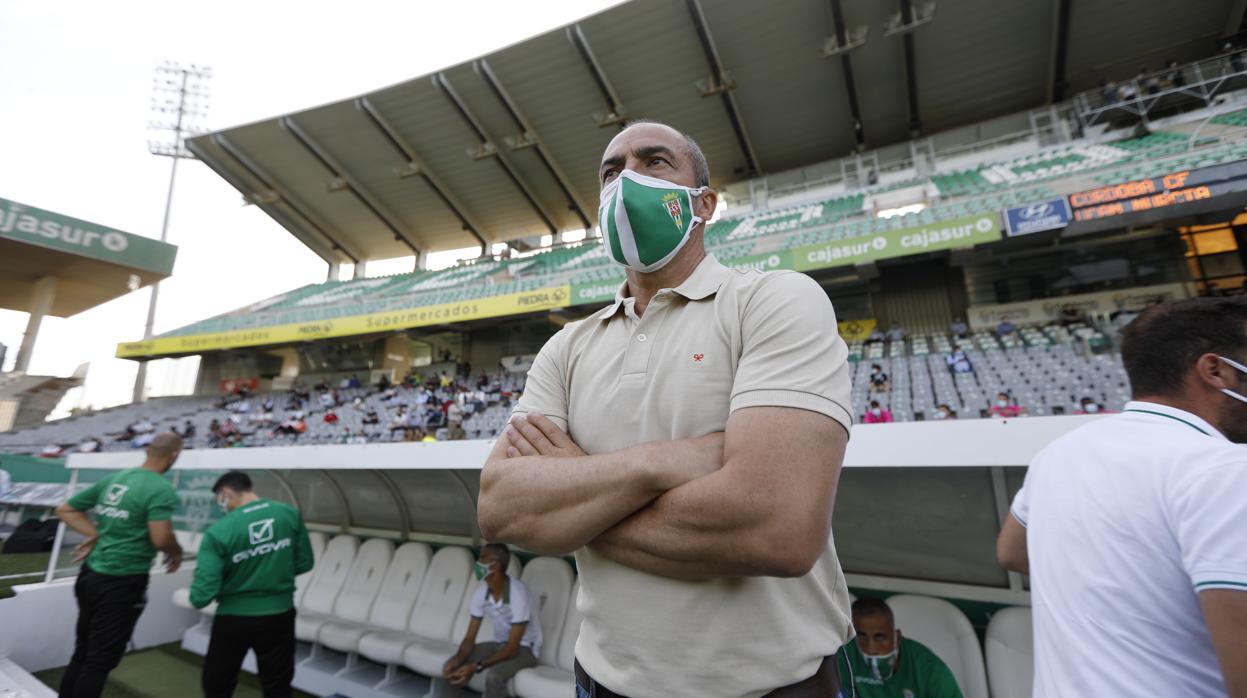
[202,609,296,698]
[59,564,150,698]
[574,655,846,698]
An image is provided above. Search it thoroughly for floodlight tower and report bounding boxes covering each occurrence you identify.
[133,61,211,403]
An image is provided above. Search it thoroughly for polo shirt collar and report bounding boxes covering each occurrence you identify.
[1122,400,1226,440]
[596,254,730,322]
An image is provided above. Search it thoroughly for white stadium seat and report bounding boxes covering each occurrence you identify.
[403,553,524,677]
[986,606,1033,698]
[294,530,328,607]
[358,546,473,666]
[886,594,989,698]
[464,556,572,694]
[301,538,393,644]
[514,580,582,698]
[294,535,360,641]
[318,542,432,653]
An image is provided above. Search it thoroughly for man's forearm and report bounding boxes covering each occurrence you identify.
[478,434,721,555]
[56,508,97,539]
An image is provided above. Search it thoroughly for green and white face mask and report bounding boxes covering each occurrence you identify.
[598,169,708,273]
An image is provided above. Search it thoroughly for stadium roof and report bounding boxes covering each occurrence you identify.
[0,197,177,317]
[189,0,1241,264]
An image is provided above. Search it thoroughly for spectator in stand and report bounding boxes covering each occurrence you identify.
[947,346,973,374]
[78,436,103,453]
[949,317,968,338]
[339,376,351,390]
[131,432,156,449]
[233,399,252,414]
[262,398,274,413]
[389,408,411,438]
[886,321,906,343]
[323,410,339,425]
[933,404,957,421]
[440,371,453,389]
[1076,397,1106,415]
[1118,79,1137,101]
[988,392,1023,419]
[318,391,335,409]
[414,385,431,408]
[375,373,392,391]
[1059,304,1085,326]
[348,374,361,389]
[995,319,1017,339]
[363,409,380,426]
[208,419,224,448]
[331,388,342,407]
[477,371,490,389]
[285,394,304,411]
[313,380,329,393]
[866,327,885,345]
[1101,79,1117,105]
[447,399,464,428]
[177,420,196,439]
[41,443,66,457]
[864,401,893,424]
[1144,70,1162,95]
[869,364,890,394]
[1165,59,1186,88]
[134,418,155,434]
[837,598,963,698]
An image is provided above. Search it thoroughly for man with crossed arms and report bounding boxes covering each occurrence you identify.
[479,120,854,697]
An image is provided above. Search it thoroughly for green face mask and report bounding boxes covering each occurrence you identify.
[598,169,708,273]
[473,561,494,581]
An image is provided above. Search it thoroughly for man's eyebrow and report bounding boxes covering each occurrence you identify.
[633,144,681,166]
[600,153,625,172]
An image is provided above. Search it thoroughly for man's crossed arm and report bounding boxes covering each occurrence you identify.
[477,407,848,581]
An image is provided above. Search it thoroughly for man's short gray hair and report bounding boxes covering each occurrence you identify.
[624,119,711,188]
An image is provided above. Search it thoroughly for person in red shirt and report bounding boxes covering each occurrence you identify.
[988,392,1024,418]
[323,410,339,425]
[864,400,894,424]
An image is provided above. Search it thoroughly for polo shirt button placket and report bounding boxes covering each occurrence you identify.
[636,333,647,342]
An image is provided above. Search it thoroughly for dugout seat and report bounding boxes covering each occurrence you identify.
[985,606,1033,698]
[514,580,582,698]
[402,554,522,677]
[294,535,359,641]
[300,538,392,643]
[358,545,473,666]
[887,595,989,698]
[293,530,328,607]
[318,542,432,653]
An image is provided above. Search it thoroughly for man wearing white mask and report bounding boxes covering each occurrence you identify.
[998,297,1247,697]
[838,598,962,698]
[479,121,854,697]
[191,471,314,698]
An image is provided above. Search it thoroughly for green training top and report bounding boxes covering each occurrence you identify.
[67,467,178,576]
[190,498,314,616]
[837,637,964,698]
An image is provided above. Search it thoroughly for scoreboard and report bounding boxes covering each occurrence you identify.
[1067,159,1247,222]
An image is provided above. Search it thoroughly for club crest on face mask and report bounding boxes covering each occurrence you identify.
[598,169,708,273]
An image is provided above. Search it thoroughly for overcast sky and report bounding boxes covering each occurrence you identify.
[0,0,626,415]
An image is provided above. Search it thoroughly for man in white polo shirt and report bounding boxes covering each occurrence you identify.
[997,296,1247,697]
[478,120,854,697]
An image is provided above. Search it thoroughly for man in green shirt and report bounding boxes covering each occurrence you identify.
[55,432,184,698]
[837,598,964,698]
[192,471,313,698]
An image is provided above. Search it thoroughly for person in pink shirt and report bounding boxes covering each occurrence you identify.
[864,400,893,423]
[988,392,1024,418]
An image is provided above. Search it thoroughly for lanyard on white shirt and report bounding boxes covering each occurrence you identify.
[1123,408,1210,436]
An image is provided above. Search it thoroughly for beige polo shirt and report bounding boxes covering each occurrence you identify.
[513,254,854,697]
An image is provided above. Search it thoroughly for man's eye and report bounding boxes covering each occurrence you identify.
[650,157,668,166]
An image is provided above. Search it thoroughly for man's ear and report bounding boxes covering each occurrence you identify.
[695,188,718,222]
[1197,352,1232,391]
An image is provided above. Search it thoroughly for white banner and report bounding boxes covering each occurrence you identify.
[968,283,1189,331]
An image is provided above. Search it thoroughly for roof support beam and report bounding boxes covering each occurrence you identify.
[684,0,761,176]
[355,97,490,254]
[434,71,560,235]
[828,0,867,148]
[898,0,923,136]
[474,59,593,229]
[205,134,362,264]
[567,24,628,129]
[280,116,423,258]
[1047,0,1074,102]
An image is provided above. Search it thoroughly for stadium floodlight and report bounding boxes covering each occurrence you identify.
[133,61,212,403]
[883,1,936,37]
[823,25,869,57]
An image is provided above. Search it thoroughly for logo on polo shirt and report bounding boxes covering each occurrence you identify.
[692,353,705,363]
[248,518,274,545]
[104,484,129,506]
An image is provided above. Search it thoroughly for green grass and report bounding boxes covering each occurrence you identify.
[0,551,53,599]
[35,643,315,698]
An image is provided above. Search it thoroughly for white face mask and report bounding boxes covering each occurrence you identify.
[1219,355,1247,404]
[933,411,947,420]
[857,632,900,681]
[870,408,882,417]
[1084,403,1100,413]
[598,169,707,273]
